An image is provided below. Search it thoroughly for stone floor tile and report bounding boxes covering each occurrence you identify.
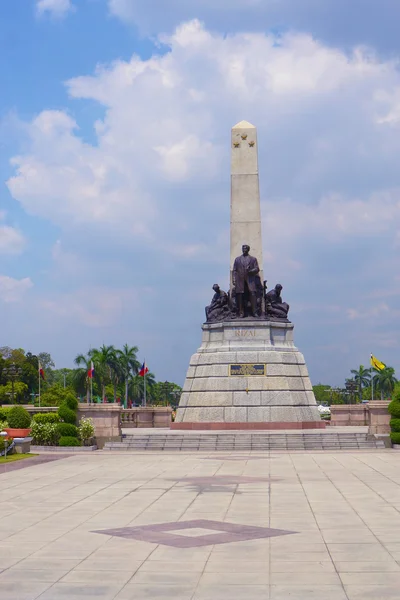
[199,571,270,585]
[334,561,400,572]
[328,544,392,561]
[74,557,143,572]
[61,569,133,584]
[193,584,270,599]
[37,582,125,599]
[0,580,52,599]
[270,585,348,599]
[14,557,81,573]
[271,561,336,573]
[114,584,196,599]
[344,585,400,600]
[139,560,206,572]
[0,568,65,582]
[271,572,341,585]
[130,570,202,585]
[341,572,400,585]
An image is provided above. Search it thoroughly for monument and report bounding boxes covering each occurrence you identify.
[172,120,323,430]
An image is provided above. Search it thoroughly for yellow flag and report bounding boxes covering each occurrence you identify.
[370,354,386,371]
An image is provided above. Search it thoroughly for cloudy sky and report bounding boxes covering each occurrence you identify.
[1,0,400,386]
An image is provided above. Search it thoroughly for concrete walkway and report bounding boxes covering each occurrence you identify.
[0,450,399,599]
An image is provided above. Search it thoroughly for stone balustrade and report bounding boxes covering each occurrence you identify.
[121,407,172,429]
[330,404,368,427]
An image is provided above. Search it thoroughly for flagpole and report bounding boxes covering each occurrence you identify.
[370,354,374,402]
[144,368,147,408]
[38,364,41,408]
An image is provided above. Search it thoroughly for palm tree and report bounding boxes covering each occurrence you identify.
[372,366,398,400]
[130,371,156,405]
[74,352,92,402]
[116,344,140,408]
[350,365,371,402]
[90,345,116,401]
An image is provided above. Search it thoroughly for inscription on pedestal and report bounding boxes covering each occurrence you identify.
[234,330,256,337]
[229,364,266,376]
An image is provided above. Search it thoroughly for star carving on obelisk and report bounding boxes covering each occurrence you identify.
[233,142,240,148]
[241,134,248,140]
[249,141,255,147]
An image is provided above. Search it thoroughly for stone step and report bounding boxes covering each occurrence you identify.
[105,432,386,451]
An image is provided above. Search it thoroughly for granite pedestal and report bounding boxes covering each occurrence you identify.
[173,320,323,430]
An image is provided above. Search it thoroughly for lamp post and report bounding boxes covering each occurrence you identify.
[3,363,23,404]
[171,390,181,408]
[345,379,358,404]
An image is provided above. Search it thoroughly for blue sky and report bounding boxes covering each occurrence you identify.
[1,0,400,386]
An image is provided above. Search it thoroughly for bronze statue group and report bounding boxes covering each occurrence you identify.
[205,244,290,323]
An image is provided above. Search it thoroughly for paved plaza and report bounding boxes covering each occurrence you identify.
[1,450,400,599]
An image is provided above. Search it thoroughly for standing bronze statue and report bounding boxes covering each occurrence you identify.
[232,244,260,318]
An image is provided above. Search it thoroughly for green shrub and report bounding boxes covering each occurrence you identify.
[0,407,10,421]
[64,393,78,411]
[0,438,5,452]
[58,404,77,425]
[57,423,78,437]
[388,399,400,418]
[32,412,61,424]
[59,436,81,447]
[78,417,95,445]
[7,406,31,429]
[390,418,400,433]
[390,432,400,445]
[31,422,60,446]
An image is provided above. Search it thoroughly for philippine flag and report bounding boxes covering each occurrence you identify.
[39,362,45,380]
[88,361,95,379]
[139,362,149,377]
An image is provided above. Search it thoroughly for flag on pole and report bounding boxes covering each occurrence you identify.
[370,354,386,371]
[39,362,45,380]
[88,361,95,379]
[139,362,149,377]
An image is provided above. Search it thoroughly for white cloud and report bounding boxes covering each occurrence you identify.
[0,276,33,303]
[36,0,74,18]
[40,286,140,327]
[0,213,26,255]
[7,21,400,251]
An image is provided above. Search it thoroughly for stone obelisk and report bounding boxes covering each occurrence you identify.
[230,120,263,285]
[173,122,322,430]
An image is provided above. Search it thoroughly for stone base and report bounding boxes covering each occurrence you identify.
[171,421,325,430]
[175,319,322,426]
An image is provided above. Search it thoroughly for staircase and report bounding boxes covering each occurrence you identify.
[103,431,385,452]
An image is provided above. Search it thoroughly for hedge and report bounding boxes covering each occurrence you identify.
[32,413,61,424]
[8,406,31,429]
[57,423,78,437]
[59,436,81,447]
[58,404,77,425]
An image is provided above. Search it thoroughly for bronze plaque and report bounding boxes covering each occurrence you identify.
[229,364,266,376]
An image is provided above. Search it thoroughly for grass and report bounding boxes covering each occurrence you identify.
[0,453,37,464]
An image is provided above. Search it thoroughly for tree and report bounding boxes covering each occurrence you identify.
[37,352,55,372]
[312,384,332,406]
[350,365,371,402]
[372,366,398,400]
[74,353,92,402]
[116,344,140,408]
[130,371,156,405]
[89,345,116,401]
[0,381,28,404]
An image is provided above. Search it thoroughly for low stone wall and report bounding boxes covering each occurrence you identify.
[78,404,122,448]
[121,407,172,429]
[368,401,391,435]
[330,405,368,427]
